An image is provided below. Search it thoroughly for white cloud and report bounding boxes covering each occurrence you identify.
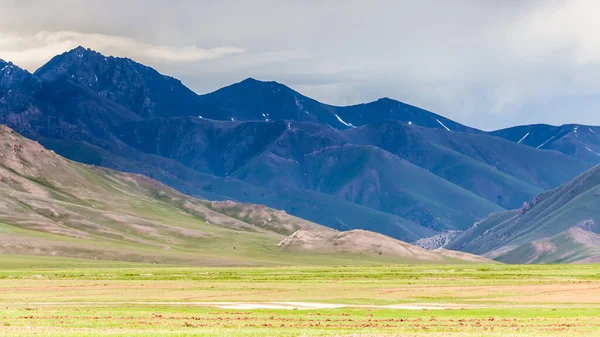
[0,30,244,71]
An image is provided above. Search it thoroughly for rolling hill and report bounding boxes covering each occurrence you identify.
[447,164,600,263]
[0,125,484,265]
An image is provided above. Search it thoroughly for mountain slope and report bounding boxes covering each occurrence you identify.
[115,118,503,231]
[491,124,600,165]
[448,165,600,263]
[38,133,438,242]
[0,125,480,265]
[495,228,600,264]
[343,121,591,208]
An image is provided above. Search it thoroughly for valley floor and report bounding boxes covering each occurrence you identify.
[1,256,600,336]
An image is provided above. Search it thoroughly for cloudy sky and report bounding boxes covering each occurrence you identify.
[0,0,598,130]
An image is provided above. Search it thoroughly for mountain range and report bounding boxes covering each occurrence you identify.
[0,124,488,265]
[1,46,598,246]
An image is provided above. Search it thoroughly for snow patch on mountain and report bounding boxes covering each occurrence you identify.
[335,114,356,128]
[517,132,530,144]
[537,136,555,149]
[436,119,451,131]
[586,145,600,157]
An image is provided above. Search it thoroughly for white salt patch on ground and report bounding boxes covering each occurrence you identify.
[18,301,467,310]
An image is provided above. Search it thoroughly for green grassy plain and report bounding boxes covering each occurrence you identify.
[2,258,600,336]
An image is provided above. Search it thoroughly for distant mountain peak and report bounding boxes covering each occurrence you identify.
[34,45,201,119]
[66,45,103,57]
[0,60,16,70]
[365,97,398,107]
[240,77,263,83]
[213,77,298,97]
[0,59,40,93]
[35,46,109,79]
[237,77,286,88]
[70,45,88,53]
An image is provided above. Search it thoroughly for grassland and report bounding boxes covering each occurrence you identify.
[2,260,600,336]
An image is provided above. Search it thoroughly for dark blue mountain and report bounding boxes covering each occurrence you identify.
[1,59,42,95]
[34,47,480,133]
[334,97,481,133]
[491,124,600,165]
[35,46,204,119]
[195,78,339,124]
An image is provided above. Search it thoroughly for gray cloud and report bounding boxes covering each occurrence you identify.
[1,0,599,130]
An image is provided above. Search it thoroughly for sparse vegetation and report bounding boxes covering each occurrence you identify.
[2,262,600,336]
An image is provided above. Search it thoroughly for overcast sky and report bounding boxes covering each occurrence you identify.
[1,0,599,130]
